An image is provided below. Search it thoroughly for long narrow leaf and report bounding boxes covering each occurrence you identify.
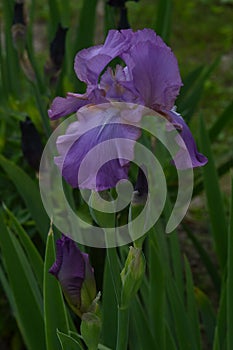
[164,196,184,296]
[59,0,70,27]
[183,223,221,292]
[0,28,8,100]
[48,0,61,41]
[165,322,177,350]
[177,65,204,103]
[213,283,227,350]
[177,59,219,122]
[148,230,165,349]
[0,155,49,241]
[195,287,216,348]
[2,0,20,96]
[3,204,44,290]
[184,257,202,350]
[71,0,98,92]
[57,330,84,350]
[101,255,118,349]
[0,211,45,350]
[160,195,184,298]
[193,154,233,197]
[104,3,116,33]
[209,100,233,142]
[25,0,46,95]
[227,177,233,349]
[129,297,158,349]
[154,0,172,43]
[75,0,98,51]
[0,265,17,316]
[166,277,198,350]
[199,116,228,270]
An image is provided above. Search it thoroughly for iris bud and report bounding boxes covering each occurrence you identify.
[20,116,43,172]
[81,306,101,350]
[107,0,139,7]
[50,24,68,70]
[49,235,97,318]
[44,23,68,84]
[118,7,130,29]
[120,246,145,308]
[11,1,26,53]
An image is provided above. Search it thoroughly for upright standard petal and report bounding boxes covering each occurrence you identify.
[124,41,183,111]
[125,28,167,49]
[74,29,133,85]
[121,28,170,75]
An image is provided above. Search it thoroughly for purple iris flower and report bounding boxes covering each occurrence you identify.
[48,29,207,191]
[49,235,96,317]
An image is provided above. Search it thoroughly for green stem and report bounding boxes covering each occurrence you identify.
[116,306,129,350]
[104,229,121,305]
[227,177,233,350]
[33,83,51,137]
[106,247,120,305]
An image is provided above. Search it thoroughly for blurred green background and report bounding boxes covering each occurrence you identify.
[0,0,232,349]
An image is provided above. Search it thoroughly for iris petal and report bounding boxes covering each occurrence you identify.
[48,89,107,120]
[55,104,141,191]
[100,66,140,103]
[167,110,208,168]
[74,29,133,85]
[123,41,182,110]
[48,93,90,120]
[49,235,85,307]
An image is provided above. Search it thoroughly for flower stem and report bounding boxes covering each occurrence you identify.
[33,83,51,137]
[116,306,129,350]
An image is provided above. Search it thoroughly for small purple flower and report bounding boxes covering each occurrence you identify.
[48,29,207,191]
[49,235,96,316]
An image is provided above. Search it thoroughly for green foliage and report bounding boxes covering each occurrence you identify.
[57,330,84,350]
[101,258,118,348]
[0,155,49,242]
[3,205,44,291]
[81,312,102,350]
[199,116,228,270]
[0,211,45,350]
[176,59,220,122]
[154,0,172,44]
[0,1,232,349]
